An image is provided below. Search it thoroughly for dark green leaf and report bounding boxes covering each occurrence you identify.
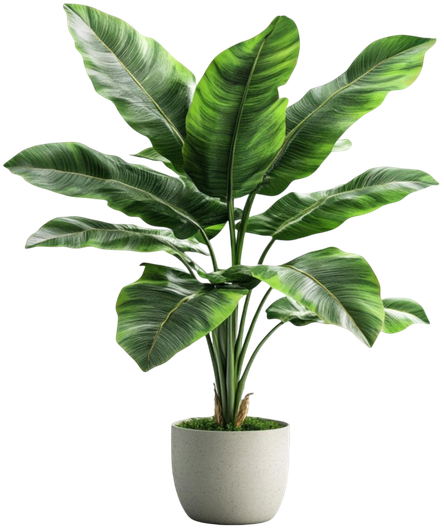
[266,297,322,326]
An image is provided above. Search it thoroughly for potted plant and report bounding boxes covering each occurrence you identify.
[4,4,437,525]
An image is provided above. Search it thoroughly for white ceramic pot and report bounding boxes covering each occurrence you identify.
[171,417,290,525]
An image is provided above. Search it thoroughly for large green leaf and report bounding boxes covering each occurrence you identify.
[259,35,435,195]
[382,298,430,333]
[64,4,195,173]
[4,142,230,239]
[116,264,247,371]
[267,296,430,336]
[246,167,438,240]
[183,16,299,199]
[207,247,384,346]
[25,217,207,264]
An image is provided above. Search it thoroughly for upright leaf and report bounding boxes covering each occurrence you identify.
[116,264,247,371]
[64,4,195,172]
[246,167,438,240]
[183,16,299,199]
[260,35,435,195]
[4,142,230,239]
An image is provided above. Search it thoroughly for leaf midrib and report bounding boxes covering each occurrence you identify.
[260,40,430,184]
[146,293,196,366]
[68,6,185,146]
[14,165,202,231]
[226,18,279,199]
[281,263,368,344]
[272,176,426,237]
[28,225,199,252]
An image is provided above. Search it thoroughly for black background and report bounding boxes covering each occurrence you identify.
[2,1,442,528]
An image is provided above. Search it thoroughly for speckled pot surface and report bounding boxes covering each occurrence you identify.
[171,417,290,525]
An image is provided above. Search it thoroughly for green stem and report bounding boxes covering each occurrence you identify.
[206,335,221,398]
[239,287,273,373]
[258,237,275,264]
[199,227,218,271]
[210,332,227,417]
[234,322,284,413]
[225,314,237,424]
[228,199,237,266]
[234,291,252,363]
[235,191,256,264]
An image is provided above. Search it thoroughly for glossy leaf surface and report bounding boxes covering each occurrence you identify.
[247,167,437,240]
[65,4,195,172]
[116,264,247,371]
[260,35,435,195]
[26,217,207,261]
[4,142,230,239]
[267,296,430,337]
[266,297,322,326]
[209,247,384,346]
[382,298,430,333]
[183,16,299,199]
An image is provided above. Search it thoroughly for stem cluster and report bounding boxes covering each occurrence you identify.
[203,190,281,426]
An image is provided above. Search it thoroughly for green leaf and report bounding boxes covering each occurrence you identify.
[246,167,438,240]
[199,266,261,290]
[382,298,430,334]
[266,297,322,326]
[64,4,195,173]
[332,139,352,152]
[209,247,384,347]
[183,16,299,199]
[25,217,207,263]
[195,223,225,242]
[4,142,230,239]
[116,264,247,371]
[267,296,431,337]
[260,35,435,195]
[132,147,172,165]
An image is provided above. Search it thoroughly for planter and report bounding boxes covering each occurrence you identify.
[171,417,290,525]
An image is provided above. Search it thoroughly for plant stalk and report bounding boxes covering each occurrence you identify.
[258,237,275,264]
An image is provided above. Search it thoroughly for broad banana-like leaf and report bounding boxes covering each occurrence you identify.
[4,142,230,239]
[64,4,195,173]
[25,217,207,265]
[206,247,384,347]
[133,149,243,241]
[259,35,435,195]
[382,298,430,333]
[116,264,247,371]
[266,297,322,326]
[246,167,438,240]
[267,296,430,336]
[183,16,299,199]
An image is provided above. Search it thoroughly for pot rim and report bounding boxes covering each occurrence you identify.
[172,416,289,433]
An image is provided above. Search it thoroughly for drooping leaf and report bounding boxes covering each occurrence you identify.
[25,217,207,264]
[207,247,384,347]
[382,298,430,334]
[267,296,431,337]
[246,167,438,240]
[4,142,230,239]
[116,264,247,371]
[259,35,435,195]
[183,16,299,199]
[64,4,195,173]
